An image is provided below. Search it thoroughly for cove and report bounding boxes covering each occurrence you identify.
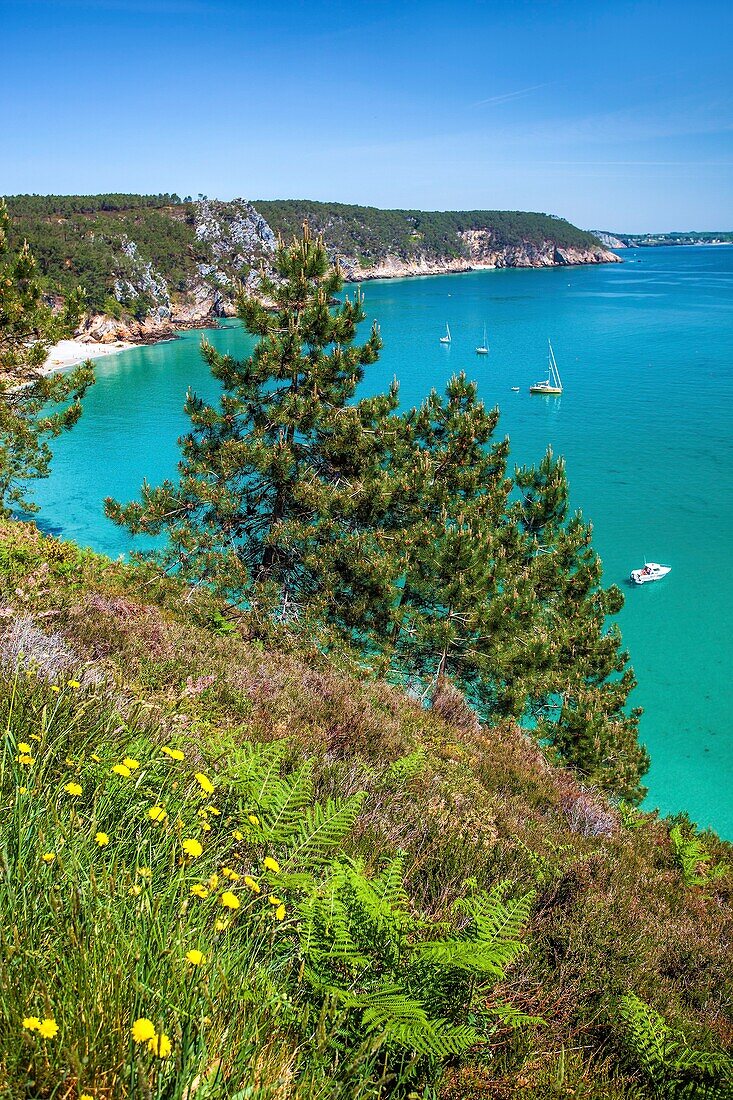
[31,245,733,837]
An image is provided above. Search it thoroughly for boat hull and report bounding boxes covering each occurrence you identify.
[529,385,562,394]
[630,564,671,585]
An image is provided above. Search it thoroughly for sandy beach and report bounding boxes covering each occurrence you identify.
[43,338,136,375]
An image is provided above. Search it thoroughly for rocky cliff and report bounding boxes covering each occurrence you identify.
[5,194,619,345]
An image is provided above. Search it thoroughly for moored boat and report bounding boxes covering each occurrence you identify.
[630,562,671,585]
[529,339,563,394]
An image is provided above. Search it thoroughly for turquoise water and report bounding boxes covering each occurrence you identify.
[32,246,733,836]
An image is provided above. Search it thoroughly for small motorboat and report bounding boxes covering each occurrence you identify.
[630,562,671,585]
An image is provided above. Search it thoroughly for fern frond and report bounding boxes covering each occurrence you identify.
[288,792,366,861]
[260,762,314,844]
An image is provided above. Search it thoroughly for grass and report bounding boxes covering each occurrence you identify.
[0,517,731,1098]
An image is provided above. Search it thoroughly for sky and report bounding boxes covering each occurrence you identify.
[2,0,732,231]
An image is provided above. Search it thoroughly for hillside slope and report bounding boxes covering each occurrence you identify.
[1,518,731,1098]
[4,194,618,345]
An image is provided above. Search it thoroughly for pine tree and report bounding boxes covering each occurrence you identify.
[385,373,517,701]
[0,199,93,514]
[510,448,649,800]
[106,226,401,647]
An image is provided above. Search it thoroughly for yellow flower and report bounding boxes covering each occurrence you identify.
[91,753,101,762]
[30,734,42,742]
[68,680,81,689]
[263,856,280,874]
[23,1016,41,1031]
[18,786,27,794]
[200,821,212,832]
[17,754,34,765]
[65,757,75,766]
[37,1018,59,1038]
[190,884,209,899]
[64,782,82,797]
[268,895,282,906]
[50,685,60,693]
[214,917,229,932]
[136,866,152,879]
[208,873,219,890]
[42,853,56,864]
[80,1094,94,1100]
[247,814,260,825]
[131,1017,156,1043]
[148,805,167,823]
[206,805,221,816]
[18,742,32,753]
[194,772,214,794]
[182,838,203,857]
[185,949,206,965]
[123,757,140,771]
[128,885,142,896]
[275,904,286,921]
[95,832,109,847]
[220,891,240,909]
[243,876,261,894]
[222,867,240,881]
[232,830,244,841]
[162,747,184,761]
[147,1032,172,1058]
[112,763,131,777]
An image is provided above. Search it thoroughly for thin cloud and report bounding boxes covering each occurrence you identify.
[471,83,551,109]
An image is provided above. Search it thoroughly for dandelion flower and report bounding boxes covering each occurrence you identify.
[123,757,140,771]
[42,852,56,864]
[222,867,240,881]
[200,821,212,832]
[268,895,282,906]
[220,891,240,909]
[185,949,206,965]
[112,763,131,777]
[37,1018,59,1038]
[131,1017,156,1043]
[68,680,81,689]
[275,904,286,921]
[206,805,221,816]
[194,772,214,794]
[247,814,260,825]
[18,742,32,753]
[50,685,60,693]
[95,832,109,847]
[136,866,152,879]
[128,885,142,896]
[243,876,261,894]
[23,1016,41,1031]
[91,753,101,762]
[190,884,209,899]
[162,747,184,761]
[208,873,219,890]
[147,1032,172,1058]
[17,754,34,765]
[263,856,280,874]
[18,786,27,794]
[182,838,202,858]
[148,805,167,823]
[65,782,82,797]
[232,830,244,841]
[214,918,229,932]
[80,1094,94,1100]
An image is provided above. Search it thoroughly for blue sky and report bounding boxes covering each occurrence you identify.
[2,0,731,230]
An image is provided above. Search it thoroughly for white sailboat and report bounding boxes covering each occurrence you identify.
[475,324,489,355]
[529,339,563,394]
[439,323,451,344]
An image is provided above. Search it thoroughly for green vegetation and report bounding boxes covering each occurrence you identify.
[0,521,731,1098]
[106,229,646,802]
[0,199,94,513]
[255,199,605,262]
[4,194,206,313]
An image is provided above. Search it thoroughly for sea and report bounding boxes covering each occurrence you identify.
[31,245,733,837]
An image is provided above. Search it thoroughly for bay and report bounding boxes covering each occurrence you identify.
[32,245,733,836]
